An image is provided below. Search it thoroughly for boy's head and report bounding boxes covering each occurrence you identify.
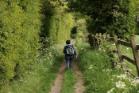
[66,40,71,44]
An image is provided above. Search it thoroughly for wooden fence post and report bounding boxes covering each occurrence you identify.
[131,35,139,76]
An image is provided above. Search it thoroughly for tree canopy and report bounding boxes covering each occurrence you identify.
[69,0,137,38]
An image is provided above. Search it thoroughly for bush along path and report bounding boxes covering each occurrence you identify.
[49,62,85,93]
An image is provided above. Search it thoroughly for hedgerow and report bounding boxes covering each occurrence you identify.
[0,0,41,84]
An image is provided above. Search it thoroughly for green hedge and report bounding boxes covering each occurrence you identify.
[49,12,74,44]
[0,0,41,83]
[41,0,74,45]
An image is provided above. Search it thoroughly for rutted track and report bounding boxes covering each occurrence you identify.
[73,63,85,93]
[49,63,65,93]
[49,62,85,93]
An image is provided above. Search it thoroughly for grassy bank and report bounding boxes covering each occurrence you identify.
[78,49,139,93]
[0,47,63,93]
[37,51,63,93]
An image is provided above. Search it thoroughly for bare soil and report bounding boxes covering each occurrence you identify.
[49,63,85,93]
[73,63,85,93]
[49,63,65,93]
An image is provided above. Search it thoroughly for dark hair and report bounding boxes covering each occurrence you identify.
[66,40,71,44]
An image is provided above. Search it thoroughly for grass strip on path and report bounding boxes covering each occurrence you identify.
[61,69,75,93]
[49,63,65,93]
[73,63,85,93]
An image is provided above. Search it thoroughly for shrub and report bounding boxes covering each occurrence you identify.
[69,0,137,38]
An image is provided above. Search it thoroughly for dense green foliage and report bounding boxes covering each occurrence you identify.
[41,0,74,45]
[49,12,74,44]
[0,0,41,83]
[0,0,75,92]
[0,0,138,93]
[0,46,62,93]
[69,0,137,38]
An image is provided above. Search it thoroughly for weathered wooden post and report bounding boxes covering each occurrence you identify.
[131,35,139,76]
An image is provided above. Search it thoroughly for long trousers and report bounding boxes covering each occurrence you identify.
[65,55,73,69]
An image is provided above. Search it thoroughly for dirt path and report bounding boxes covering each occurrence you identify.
[73,63,85,93]
[49,63,65,93]
[49,62,85,93]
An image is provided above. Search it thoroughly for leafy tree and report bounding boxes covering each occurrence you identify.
[69,0,137,38]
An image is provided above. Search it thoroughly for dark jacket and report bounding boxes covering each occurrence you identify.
[63,44,76,56]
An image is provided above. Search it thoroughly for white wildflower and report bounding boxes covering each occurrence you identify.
[116,64,121,69]
[81,48,84,50]
[107,88,115,93]
[112,43,115,46]
[115,81,126,89]
[103,69,111,72]
[88,65,93,70]
[111,78,114,81]
[106,69,111,72]
[103,49,106,52]
[99,48,102,51]
[117,74,127,79]
[126,48,129,50]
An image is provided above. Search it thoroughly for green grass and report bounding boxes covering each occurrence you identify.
[79,50,114,93]
[78,49,139,93]
[0,48,63,93]
[61,70,75,93]
[38,55,63,93]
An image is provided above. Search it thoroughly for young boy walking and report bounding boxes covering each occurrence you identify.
[63,40,76,69]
